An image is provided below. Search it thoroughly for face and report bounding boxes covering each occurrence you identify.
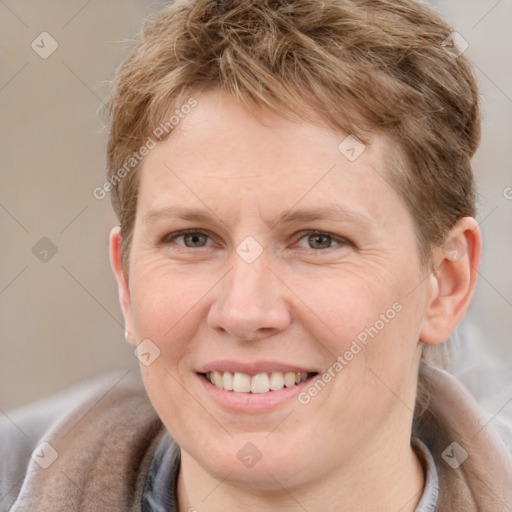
[113,89,435,489]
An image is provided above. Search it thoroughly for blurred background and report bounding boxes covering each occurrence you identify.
[1,0,511,412]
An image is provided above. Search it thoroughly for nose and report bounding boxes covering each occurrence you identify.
[207,254,292,342]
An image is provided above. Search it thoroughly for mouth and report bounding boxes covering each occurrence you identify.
[200,370,319,394]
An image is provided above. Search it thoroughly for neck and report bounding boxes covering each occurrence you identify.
[177,434,425,512]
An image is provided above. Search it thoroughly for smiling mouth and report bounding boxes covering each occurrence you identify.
[201,371,318,394]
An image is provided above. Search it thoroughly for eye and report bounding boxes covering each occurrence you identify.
[295,230,349,250]
[162,230,212,248]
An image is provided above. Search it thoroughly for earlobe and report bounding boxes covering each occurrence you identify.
[420,217,482,346]
[109,226,137,346]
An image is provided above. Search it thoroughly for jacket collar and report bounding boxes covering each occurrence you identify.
[413,362,512,511]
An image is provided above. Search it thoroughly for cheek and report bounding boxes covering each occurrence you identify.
[129,258,210,342]
[295,266,422,393]
[129,263,206,427]
[138,354,201,452]
[292,267,401,348]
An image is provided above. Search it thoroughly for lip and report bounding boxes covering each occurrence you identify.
[195,371,319,413]
[196,360,318,375]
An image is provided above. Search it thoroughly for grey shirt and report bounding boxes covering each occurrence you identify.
[141,433,438,512]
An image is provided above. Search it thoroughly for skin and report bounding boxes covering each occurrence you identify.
[110,88,481,511]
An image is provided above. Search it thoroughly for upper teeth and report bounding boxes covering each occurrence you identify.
[205,371,310,393]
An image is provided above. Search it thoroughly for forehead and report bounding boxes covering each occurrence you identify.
[136,89,404,227]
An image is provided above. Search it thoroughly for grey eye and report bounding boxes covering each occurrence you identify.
[181,233,209,248]
[307,233,334,249]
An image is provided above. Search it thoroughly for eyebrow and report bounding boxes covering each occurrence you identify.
[143,205,375,230]
[276,206,374,228]
[144,206,215,224]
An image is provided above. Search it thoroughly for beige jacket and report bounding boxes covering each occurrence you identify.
[1,364,511,511]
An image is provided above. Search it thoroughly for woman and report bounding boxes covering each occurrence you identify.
[2,0,512,510]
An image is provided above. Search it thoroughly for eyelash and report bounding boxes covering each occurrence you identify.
[160,229,352,251]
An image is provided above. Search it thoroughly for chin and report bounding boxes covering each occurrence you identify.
[187,432,317,490]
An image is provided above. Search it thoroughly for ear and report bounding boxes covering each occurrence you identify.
[420,217,482,346]
[109,226,136,346]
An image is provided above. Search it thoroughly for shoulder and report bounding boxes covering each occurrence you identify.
[0,369,145,511]
[415,362,512,511]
